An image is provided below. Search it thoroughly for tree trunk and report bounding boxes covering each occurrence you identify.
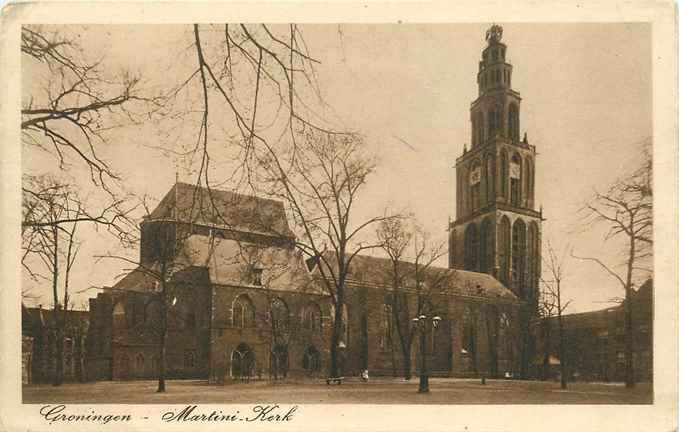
[542,317,551,381]
[557,283,567,389]
[624,236,636,388]
[51,226,63,386]
[329,299,343,378]
[157,292,168,393]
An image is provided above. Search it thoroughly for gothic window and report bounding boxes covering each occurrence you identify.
[492,49,498,61]
[478,112,485,144]
[510,154,522,207]
[303,302,322,333]
[464,223,479,271]
[508,104,519,142]
[528,222,539,297]
[462,307,477,372]
[120,354,130,378]
[525,157,533,203]
[113,302,126,329]
[144,300,162,328]
[252,266,263,286]
[185,311,196,330]
[479,218,493,274]
[511,219,526,296]
[469,160,481,210]
[500,150,509,198]
[485,153,495,201]
[380,303,393,351]
[270,297,290,331]
[184,350,195,368]
[499,216,511,286]
[471,116,477,147]
[489,107,501,137]
[135,353,145,375]
[303,346,321,372]
[232,295,255,328]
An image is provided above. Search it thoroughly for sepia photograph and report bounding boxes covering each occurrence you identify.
[2,2,678,430]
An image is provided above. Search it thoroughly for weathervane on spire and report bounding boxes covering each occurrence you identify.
[485,24,503,43]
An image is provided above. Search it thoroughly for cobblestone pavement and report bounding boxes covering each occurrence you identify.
[23,377,653,404]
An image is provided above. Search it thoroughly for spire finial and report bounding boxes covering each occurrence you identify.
[175,171,179,184]
[485,24,503,43]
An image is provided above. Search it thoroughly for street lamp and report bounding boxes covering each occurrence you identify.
[412,314,442,393]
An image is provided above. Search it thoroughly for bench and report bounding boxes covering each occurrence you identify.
[326,377,344,385]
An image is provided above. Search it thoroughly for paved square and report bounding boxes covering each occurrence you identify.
[22,378,652,404]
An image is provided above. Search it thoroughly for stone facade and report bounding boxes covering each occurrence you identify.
[85,182,523,382]
[448,25,541,378]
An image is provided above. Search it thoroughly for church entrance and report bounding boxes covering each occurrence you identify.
[231,343,255,381]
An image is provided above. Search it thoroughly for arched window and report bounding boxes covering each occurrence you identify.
[489,107,500,136]
[184,350,195,368]
[508,104,519,141]
[500,150,509,198]
[119,354,130,379]
[464,223,479,271]
[144,300,162,328]
[151,355,159,374]
[479,218,493,274]
[512,219,526,296]
[469,160,481,211]
[510,154,522,207]
[498,216,511,286]
[270,297,290,332]
[471,116,477,148]
[232,295,255,328]
[380,303,393,351]
[485,154,495,202]
[477,112,485,145]
[271,344,289,379]
[462,307,477,372]
[525,157,533,204]
[135,353,145,376]
[303,346,321,372]
[528,222,539,297]
[499,312,514,364]
[303,302,322,333]
[113,302,126,329]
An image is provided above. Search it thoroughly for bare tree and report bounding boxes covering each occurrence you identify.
[541,241,571,389]
[21,176,83,386]
[22,26,162,195]
[253,131,394,379]
[573,140,652,388]
[377,217,454,380]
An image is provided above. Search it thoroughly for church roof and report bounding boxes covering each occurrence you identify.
[310,252,518,302]
[148,182,294,238]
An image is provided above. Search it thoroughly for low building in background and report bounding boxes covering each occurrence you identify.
[536,279,652,382]
[21,304,89,384]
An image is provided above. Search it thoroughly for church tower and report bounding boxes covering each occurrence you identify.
[448,25,541,304]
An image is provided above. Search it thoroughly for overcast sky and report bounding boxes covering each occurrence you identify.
[22,23,652,313]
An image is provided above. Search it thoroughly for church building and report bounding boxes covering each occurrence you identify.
[84,25,538,383]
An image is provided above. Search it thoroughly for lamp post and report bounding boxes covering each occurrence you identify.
[412,314,442,393]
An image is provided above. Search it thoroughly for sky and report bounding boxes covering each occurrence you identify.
[21,23,652,313]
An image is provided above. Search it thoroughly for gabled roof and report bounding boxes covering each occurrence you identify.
[310,252,518,301]
[148,182,294,238]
